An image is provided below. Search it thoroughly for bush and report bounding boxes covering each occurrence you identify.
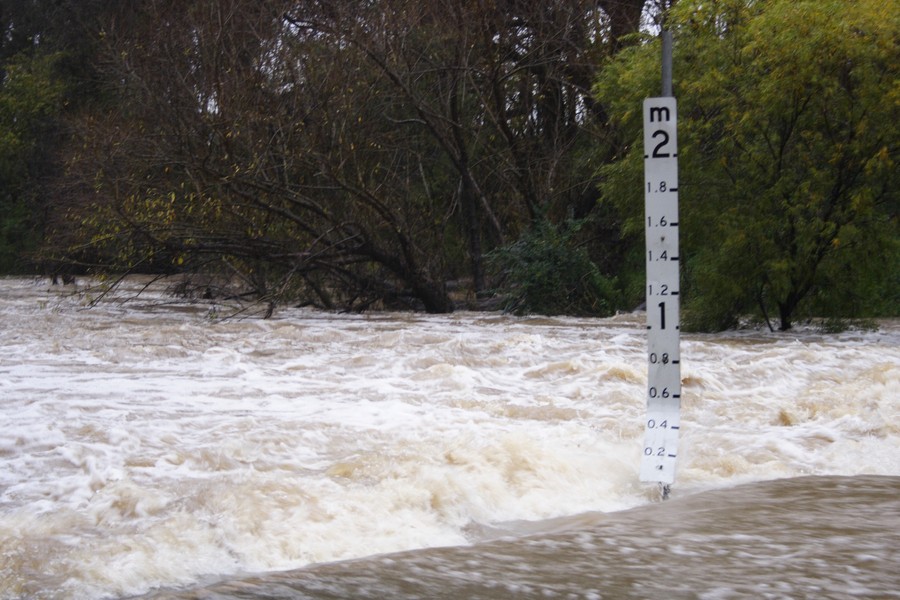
[489,219,617,316]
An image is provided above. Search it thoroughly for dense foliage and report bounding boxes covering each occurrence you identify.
[0,52,63,271]
[489,218,617,316]
[597,0,899,330]
[1,0,896,327]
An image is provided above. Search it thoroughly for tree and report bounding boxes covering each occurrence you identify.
[59,0,463,311]
[312,0,631,296]
[0,0,119,274]
[55,0,651,314]
[0,51,64,271]
[597,0,899,330]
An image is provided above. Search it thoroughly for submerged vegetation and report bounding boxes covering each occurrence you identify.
[1,0,896,328]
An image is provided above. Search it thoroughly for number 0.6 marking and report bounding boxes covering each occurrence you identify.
[648,386,670,398]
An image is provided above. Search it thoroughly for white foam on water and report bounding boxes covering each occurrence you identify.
[0,277,898,599]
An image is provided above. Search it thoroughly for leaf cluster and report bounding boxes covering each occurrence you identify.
[489,218,617,316]
[597,0,899,330]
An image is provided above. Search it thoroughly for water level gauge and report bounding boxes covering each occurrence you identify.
[640,97,681,486]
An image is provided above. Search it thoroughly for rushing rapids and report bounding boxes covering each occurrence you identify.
[0,277,897,599]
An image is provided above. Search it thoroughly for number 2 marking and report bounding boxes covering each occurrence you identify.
[651,130,670,158]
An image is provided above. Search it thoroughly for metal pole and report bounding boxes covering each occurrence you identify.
[661,31,673,97]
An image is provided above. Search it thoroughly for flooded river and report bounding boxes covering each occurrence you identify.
[1,277,897,599]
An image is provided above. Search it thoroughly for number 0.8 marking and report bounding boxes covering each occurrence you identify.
[649,352,669,364]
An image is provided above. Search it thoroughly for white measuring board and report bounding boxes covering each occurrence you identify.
[640,97,681,485]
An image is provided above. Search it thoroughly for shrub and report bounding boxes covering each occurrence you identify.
[489,219,617,316]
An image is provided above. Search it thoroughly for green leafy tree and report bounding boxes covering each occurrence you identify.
[597,0,899,330]
[0,0,119,274]
[0,52,64,272]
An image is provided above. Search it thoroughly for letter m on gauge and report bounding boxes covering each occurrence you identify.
[644,99,677,161]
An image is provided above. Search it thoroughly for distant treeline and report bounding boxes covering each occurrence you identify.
[1,0,896,330]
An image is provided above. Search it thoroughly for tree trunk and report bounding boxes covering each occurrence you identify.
[777,299,796,331]
[459,175,485,294]
[414,279,454,314]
